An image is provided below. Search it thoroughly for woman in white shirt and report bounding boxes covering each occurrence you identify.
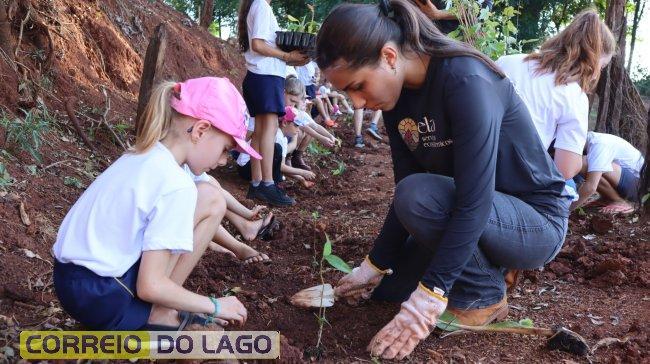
[237,0,308,206]
[497,10,615,181]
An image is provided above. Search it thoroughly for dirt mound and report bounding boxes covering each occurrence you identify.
[0,0,244,117]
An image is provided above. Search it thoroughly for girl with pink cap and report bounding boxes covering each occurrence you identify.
[52,77,256,331]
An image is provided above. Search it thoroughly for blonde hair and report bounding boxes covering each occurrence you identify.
[134,81,178,153]
[285,75,305,97]
[525,9,616,93]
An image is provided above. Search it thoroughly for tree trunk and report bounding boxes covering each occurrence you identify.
[199,0,214,29]
[596,0,648,153]
[135,23,167,137]
[627,0,646,71]
[0,1,14,61]
[641,108,650,210]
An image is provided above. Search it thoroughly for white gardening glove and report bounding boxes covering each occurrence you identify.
[368,283,448,360]
[334,256,392,305]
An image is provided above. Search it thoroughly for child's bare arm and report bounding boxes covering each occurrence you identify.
[307,122,335,142]
[138,250,248,325]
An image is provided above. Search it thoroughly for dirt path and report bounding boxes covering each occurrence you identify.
[0,124,648,363]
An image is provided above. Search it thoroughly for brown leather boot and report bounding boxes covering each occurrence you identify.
[445,296,509,326]
[505,270,521,293]
[291,151,311,171]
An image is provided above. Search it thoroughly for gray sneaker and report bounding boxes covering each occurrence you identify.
[366,123,383,141]
[354,135,365,148]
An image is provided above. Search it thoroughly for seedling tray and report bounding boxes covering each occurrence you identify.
[276,31,316,55]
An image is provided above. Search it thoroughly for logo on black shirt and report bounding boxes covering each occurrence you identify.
[398,118,419,151]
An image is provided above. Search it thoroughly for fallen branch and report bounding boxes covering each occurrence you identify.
[64,98,97,153]
[100,86,127,150]
[15,6,30,58]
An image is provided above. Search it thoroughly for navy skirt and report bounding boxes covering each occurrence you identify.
[242,71,286,117]
[54,259,152,330]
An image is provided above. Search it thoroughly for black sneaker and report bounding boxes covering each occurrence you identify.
[247,184,260,200]
[257,183,296,206]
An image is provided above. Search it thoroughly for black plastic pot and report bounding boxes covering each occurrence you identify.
[300,33,311,48]
[276,31,286,48]
[275,31,315,53]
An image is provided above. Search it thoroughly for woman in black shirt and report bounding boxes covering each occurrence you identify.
[315,0,571,360]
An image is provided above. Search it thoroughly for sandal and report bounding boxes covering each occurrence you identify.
[141,311,210,331]
[255,214,279,241]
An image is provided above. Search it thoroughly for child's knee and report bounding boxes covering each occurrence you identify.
[196,182,226,220]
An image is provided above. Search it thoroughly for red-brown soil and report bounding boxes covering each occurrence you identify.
[1,1,649,363]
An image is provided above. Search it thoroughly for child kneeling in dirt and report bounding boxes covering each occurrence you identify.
[236,111,317,192]
[52,77,252,330]
[571,131,645,214]
[284,75,338,171]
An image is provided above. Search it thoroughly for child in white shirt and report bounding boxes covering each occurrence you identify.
[52,77,256,330]
[238,0,309,207]
[572,132,645,214]
[496,10,615,182]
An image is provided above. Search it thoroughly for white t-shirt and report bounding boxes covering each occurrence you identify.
[586,132,645,177]
[244,0,286,77]
[319,85,331,96]
[53,143,197,277]
[297,62,316,86]
[183,164,211,183]
[496,54,589,155]
[286,66,298,78]
[237,130,287,167]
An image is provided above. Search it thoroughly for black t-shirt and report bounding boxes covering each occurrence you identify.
[368,56,570,294]
[431,0,494,34]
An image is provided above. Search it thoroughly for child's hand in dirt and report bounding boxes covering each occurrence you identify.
[322,138,336,148]
[250,205,268,220]
[301,170,316,180]
[215,296,248,326]
[302,180,316,188]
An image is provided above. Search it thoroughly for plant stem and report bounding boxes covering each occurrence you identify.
[315,244,326,351]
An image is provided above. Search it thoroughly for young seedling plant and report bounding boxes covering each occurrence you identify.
[309,234,352,358]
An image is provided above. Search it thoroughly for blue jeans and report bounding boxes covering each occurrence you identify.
[372,174,569,309]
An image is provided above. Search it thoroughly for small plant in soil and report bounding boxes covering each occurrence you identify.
[307,140,332,156]
[306,234,352,359]
[0,162,14,190]
[63,176,84,189]
[331,161,346,176]
[0,103,53,163]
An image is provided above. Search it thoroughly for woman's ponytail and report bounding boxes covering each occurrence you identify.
[238,0,254,52]
[134,81,176,153]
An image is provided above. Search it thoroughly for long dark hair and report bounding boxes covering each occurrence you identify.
[640,109,650,210]
[237,0,254,52]
[315,0,503,77]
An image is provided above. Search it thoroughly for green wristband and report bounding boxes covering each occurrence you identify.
[207,296,220,323]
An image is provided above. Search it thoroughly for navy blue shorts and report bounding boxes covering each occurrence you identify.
[54,260,152,330]
[242,71,285,117]
[305,84,316,99]
[617,167,640,201]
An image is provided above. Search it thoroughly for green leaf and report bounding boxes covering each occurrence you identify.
[286,14,299,22]
[642,193,650,204]
[323,240,332,256]
[437,311,535,332]
[325,254,352,273]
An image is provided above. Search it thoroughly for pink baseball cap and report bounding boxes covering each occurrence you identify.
[170,77,261,160]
